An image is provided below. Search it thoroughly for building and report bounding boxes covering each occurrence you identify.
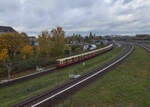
[29,36,38,46]
[0,26,16,34]
[83,44,97,51]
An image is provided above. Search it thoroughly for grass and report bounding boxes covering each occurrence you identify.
[0,47,125,107]
[0,45,106,81]
[59,46,150,107]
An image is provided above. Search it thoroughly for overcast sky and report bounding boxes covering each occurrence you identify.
[0,0,150,36]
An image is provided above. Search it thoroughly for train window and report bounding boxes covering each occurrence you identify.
[67,59,70,63]
[56,61,60,64]
[66,59,69,63]
[79,56,81,59]
[70,59,72,62]
[65,59,67,63]
[72,57,74,61]
[75,57,77,60]
[68,59,70,62]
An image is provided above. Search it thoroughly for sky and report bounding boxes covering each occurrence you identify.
[0,0,150,36]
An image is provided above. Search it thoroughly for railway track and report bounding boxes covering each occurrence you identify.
[14,44,134,107]
[0,66,57,88]
[139,45,150,52]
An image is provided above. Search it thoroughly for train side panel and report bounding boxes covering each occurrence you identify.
[56,44,113,67]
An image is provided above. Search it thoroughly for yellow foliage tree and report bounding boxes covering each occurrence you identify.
[64,45,71,55]
[38,27,65,58]
[0,32,28,59]
[51,27,65,57]
[22,45,34,57]
[38,31,52,57]
[0,49,8,63]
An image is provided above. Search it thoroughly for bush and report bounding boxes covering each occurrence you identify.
[0,56,55,78]
[0,68,7,78]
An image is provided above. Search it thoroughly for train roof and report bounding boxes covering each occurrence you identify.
[57,44,113,61]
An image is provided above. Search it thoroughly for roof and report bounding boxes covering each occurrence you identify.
[0,26,16,33]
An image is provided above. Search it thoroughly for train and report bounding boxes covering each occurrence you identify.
[56,44,113,67]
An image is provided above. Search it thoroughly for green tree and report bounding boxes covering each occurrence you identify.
[64,45,71,55]
[38,31,52,57]
[89,32,93,40]
[75,47,82,53]
[51,27,65,57]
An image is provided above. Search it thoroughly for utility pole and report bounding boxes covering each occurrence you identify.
[6,60,12,80]
[35,45,39,72]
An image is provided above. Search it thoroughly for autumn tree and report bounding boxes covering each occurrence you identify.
[38,31,52,57]
[0,49,8,64]
[65,36,71,44]
[22,45,34,59]
[51,27,65,57]
[64,45,71,55]
[21,32,30,44]
[38,27,65,59]
[0,32,27,59]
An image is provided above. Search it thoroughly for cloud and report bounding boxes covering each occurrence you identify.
[117,14,134,21]
[0,0,150,36]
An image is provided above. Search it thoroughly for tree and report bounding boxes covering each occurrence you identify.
[0,49,8,63]
[75,47,82,53]
[64,45,71,55]
[22,45,34,58]
[38,27,65,58]
[65,36,71,44]
[38,31,52,57]
[89,32,93,40]
[0,32,27,59]
[84,36,90,43]
[51,27,65,57]
[21,32,30,45]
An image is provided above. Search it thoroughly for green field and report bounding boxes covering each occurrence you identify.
[60,47,150,107]
[0,47,125,107]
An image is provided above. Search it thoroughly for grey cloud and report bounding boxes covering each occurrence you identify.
[0,0,150,36]
[123,0,133,4]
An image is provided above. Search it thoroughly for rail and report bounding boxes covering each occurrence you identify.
[14,44,134,107]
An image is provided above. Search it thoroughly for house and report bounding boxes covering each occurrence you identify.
[83,44,97,51]
[29,36,38,46]
[83,44,89,51]
[89,44,97,50]
[0,26,16,34]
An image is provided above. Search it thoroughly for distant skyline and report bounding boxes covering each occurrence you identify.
[0,0,150,36]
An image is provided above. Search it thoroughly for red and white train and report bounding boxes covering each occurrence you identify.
[56,44,113,67]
